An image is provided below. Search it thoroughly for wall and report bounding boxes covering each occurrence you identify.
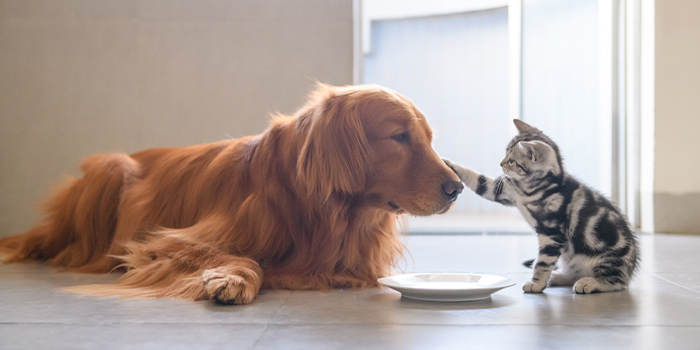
[0,0,353,236]
[3,0,699,236]
[652,0,700,233]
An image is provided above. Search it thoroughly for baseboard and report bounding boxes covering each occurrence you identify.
[654,192,700,234]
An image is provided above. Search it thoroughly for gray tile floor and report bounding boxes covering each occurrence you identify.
[2,234,700,350]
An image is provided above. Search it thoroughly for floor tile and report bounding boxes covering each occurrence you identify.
[401,235,539,273]
[0,324,267,350]
[638,234,700,273]
[651,273,700,294]
[1,233,700,349]
[0,263,291,325]
[271,270,700,327]
[253,324,700,350]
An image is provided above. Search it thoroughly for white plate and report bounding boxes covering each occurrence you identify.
[378,273,516,302]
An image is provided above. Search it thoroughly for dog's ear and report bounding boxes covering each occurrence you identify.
[297,85,372,200]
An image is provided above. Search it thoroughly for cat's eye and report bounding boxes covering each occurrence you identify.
[391,132,410,144]
[508,159,515,165]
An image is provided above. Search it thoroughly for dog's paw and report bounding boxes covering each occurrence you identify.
[523,280,547,293]
[573,277,602,294]
[202,267,257,305]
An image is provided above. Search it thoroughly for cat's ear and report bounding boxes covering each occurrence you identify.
[513,119,541,134]
[517,142,537,162]
[520,140,554,163]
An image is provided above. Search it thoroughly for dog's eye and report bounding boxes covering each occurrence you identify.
[391,132,410,144]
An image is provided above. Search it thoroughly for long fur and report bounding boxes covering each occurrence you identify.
[0,83,461,304]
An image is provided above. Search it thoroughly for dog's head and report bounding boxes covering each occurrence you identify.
[297,83,462,216]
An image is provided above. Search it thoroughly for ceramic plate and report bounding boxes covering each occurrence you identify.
[378,273,516,302]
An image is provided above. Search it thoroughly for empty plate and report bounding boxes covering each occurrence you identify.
[378,273,516,302]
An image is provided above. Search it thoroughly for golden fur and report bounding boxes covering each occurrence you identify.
[0,84,462,304]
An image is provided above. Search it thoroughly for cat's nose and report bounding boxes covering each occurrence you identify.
[500,159,507,167]
[442,180,464,201]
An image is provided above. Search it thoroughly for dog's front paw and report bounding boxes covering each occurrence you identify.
[202,267,258,305]
[523,280,547,293]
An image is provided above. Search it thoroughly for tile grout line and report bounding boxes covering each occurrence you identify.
[269,290,293,320]
[651,274,700,296]
[248,324,269,350]
[249,290,293,350]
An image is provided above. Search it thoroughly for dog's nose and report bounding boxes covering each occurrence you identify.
[442,180,464,201]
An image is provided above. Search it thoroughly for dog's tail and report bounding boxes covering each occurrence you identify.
[0,234,29,258]
[0,154,138,272]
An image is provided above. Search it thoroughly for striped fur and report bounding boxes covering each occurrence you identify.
[446,119,639,294]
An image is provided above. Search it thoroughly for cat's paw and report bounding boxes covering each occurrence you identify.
[523,280,547,293]
[573,277,602,294]
[443,159,459,173]
[442,159,469,182]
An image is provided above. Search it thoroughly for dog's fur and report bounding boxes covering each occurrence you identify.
[0,84,462,304]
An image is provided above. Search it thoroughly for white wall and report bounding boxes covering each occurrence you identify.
[3,0,698,235]
[651,0,700,233]
[0,0,354,236]
[654,0,700,193]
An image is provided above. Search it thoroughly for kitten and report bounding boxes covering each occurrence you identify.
[445,119,639,294]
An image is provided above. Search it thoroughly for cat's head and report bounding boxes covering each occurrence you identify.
[501,120,564,181]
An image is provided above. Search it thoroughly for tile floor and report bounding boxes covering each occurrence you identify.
[1,234,700,350]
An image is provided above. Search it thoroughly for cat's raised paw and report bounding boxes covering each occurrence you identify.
[573,277,602,294]
[442,159,459,174]
[523,280,546,293]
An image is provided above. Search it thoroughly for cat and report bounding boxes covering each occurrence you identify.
[445,119,640,294]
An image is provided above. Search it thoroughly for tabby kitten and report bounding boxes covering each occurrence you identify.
[445,119,639,294]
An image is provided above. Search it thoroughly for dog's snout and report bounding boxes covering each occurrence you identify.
[442,180,464,201]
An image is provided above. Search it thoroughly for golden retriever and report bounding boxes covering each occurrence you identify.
[0,83,463,304]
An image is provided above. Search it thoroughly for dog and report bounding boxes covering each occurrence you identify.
[0,83,463,304]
